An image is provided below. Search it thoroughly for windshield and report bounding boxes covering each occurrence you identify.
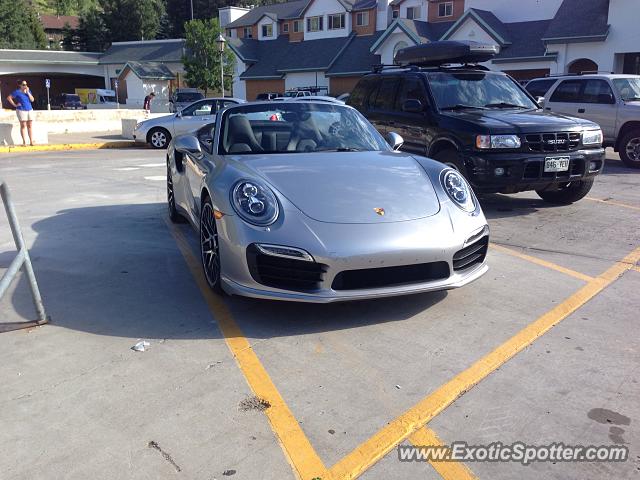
[219,103,388,155]
[428,72,538,110]
[612,78,640,102]
[102,95,116,102]
[176,92,204,102]
[65,95,81,102]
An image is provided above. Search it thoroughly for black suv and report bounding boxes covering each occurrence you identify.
[348,42,605,204]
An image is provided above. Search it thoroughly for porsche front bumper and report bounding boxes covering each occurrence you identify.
[215,204,489,303]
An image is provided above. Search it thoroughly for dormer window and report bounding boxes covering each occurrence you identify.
[262,24,273,37]
[406,6,420,19]
[356,11,369,26]
[438,2,454,18]
[328,13,345,30]
[307,16,323,32]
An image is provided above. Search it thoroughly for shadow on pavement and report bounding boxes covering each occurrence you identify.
[1,202,447,340]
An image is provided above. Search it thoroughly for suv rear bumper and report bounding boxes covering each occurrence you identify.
[462,148,605,193]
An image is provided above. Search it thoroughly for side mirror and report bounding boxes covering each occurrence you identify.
[386,132,404,151]
[536,96,545,107]
[175,135,203,158]
[176,110,182,118]
[402,99,424,113]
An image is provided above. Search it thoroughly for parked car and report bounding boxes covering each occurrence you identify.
[51,93,85,110]
[348,41,605,204]
[134,97,244,148]
[336,93,350,103]
[166,101,489,301]
[282,90,313,98]
[170,88,204,113]
[528,74,640,168]
[256,92,281,101]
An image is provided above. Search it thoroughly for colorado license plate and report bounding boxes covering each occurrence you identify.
[544,156,570,172]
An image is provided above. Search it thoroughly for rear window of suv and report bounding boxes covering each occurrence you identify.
[526,79,557,98]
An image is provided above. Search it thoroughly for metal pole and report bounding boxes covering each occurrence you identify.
[221,53,225,98]
[47,86,51,111]
[190,0,194,20]
[0,182,47,324]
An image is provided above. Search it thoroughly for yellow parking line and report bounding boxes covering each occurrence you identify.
[633,266,640,274]
[585,197,640,211]
[329,246,640,480]
[167,221,328,480]
[490,243,594,282]
[408,427,478,480]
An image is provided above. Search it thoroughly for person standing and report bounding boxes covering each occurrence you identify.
[143,92,155,113]
[6,80,36,146]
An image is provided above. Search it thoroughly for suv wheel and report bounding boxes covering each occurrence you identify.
[433,149,467,174]
[536,178,594,205]
[619,129,640,169]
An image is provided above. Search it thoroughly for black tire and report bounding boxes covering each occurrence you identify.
[536,178,595,204]
[433,149,467,175]
[167,166,185,223]
[619,129,640,169]
[148,127,171,149]
[200,197,223,294]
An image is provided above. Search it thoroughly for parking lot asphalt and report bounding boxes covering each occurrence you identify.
[1,149,638,480]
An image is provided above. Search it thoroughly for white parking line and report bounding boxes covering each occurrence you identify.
[138,163,165,167]
[144,176,166,181]
[114,167,140,171]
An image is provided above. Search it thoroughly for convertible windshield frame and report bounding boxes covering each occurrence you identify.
[427,71,538,112]
[217,102,390,156]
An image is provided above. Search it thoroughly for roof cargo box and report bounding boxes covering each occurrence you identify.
[395,41,498,67]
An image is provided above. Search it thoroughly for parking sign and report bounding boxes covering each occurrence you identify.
[45,78,51,89]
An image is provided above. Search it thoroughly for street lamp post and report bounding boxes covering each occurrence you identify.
[216,34,227,98]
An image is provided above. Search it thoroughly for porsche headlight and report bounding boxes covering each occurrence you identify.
[231,179,279,226]
[582,129,603,146]
[476,134,521,149]
[441,170,476,212]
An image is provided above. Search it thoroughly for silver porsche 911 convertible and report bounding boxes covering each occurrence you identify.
[166,101,489,302]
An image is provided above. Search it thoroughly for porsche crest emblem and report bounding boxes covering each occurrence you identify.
[374,207,385,216]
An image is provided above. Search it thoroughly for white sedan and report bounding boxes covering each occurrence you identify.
[134,97,245,148]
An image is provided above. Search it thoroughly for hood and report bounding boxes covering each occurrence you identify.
[442,109,597,133]
[141,114,174,127]
[238,151,441,224]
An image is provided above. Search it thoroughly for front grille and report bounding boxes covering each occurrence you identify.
[453,236,488,272]
[525,132,581,152]
[246,245,327,292]
[331,262,450,291]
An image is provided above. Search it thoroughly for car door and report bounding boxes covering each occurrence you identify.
[368,76,401,136]
[173,99,216,136]
[183,141,210,220]
[390,75,430,155]
[577,79,618,141]
[545,79,585,117]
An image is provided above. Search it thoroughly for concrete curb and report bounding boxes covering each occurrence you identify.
[0,141,147,154]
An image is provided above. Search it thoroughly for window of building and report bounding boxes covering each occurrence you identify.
[282,22,289,33]
[356,11,369,26]
[328,13,345,30]
[406,6,420,20]
[438,2,453,18]
[243,27,252,38]
[307,16,323,32]
[392,9,399,19]
[393,41,408,63]
[226,29,232,37]
[262,24,273,37]
[293,20,303,32]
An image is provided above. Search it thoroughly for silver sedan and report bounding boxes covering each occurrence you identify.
[166,102,489,302]
[134,97,244,148]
